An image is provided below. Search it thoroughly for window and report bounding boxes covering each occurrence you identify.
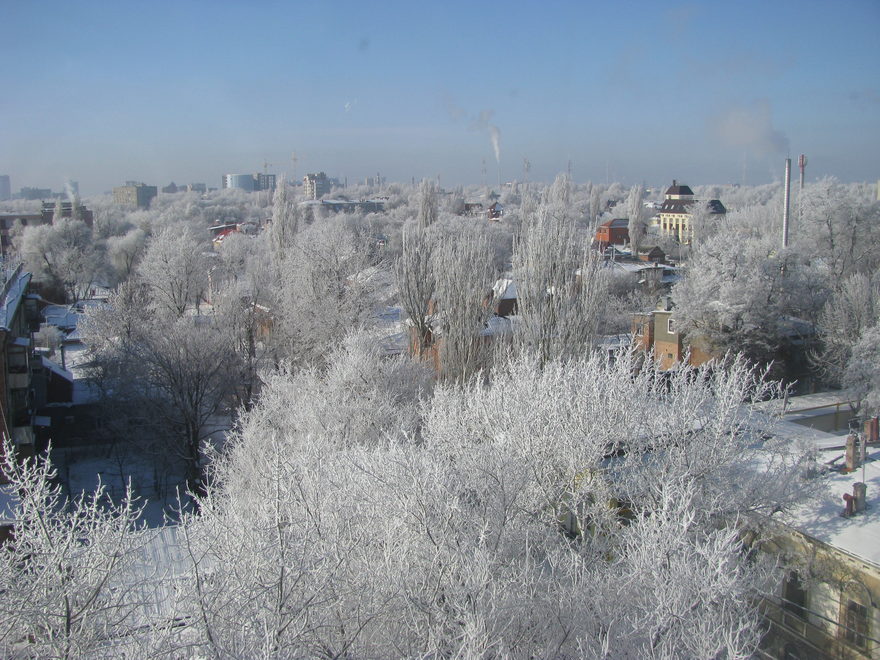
[840,580,872,650]
[782,571,807,619]
[667,318,675,334]
[844,600,868,649]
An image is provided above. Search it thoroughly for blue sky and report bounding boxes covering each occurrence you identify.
[1,0,878,195]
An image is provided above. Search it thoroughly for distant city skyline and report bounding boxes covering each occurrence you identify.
[2,1,878,197]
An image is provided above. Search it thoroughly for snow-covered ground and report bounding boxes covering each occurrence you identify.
[51,443,189,526]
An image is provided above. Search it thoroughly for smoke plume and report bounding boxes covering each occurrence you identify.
[471,109,502,164]
[712,99,789,155]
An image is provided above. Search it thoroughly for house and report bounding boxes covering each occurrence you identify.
[491,278,518,317]
[631,298,714,370]
[636,246,666,263]
[609,261,681,293]
[595,218,630,249]
[487,202,503,220]
[0,264,37,464]
[658,180,725,243]
[463,202,484,217]
[755,395,880,660]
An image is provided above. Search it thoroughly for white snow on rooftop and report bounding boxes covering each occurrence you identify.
[492,278,517,300]
[0,268,30,330]
[783,445,880,568]
[771,392,880,568]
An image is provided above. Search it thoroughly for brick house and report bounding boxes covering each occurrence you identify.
[595,218,629,249]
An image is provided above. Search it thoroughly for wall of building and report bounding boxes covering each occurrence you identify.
[759,527,880,660]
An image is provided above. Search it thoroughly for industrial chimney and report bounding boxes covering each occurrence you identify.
[797,154,807,223]
[782,158,792,248]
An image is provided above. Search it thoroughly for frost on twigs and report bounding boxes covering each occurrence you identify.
[0,436,162,659]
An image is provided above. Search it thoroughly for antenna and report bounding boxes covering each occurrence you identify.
[291,152,298,183]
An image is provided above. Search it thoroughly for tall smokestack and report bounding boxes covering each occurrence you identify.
[798,154,807,223]
[782,158,792,248]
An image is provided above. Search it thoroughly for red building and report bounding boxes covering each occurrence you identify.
[595,218,629,249]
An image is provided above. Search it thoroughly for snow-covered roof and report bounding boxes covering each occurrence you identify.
[481,315,517,337]
[610,261,679,275]
[784,443,880,567]
[773,392,880,568]
[43,304,80,330]
[597,334,632,350]
[379,331,408,356]
[0,267,31,330]
[41,355,73,381]
[492,278,517,300]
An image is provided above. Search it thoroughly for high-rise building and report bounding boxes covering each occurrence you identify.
[303,172,330,200]
[256,173,276,192]
[222,173,276,192]
[222,174,256,191]
[113,182,158,209]
[18,187,53,201]
[40,201,94,227]
[0,176,11,201]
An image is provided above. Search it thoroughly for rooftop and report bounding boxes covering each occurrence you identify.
[772,392,880,568]
[0,265,31,330]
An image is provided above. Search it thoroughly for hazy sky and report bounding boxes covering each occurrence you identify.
[2,0,878,195]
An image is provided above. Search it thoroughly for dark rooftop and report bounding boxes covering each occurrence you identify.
[665,179,694,197]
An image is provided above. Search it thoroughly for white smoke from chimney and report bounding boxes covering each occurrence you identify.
[470,109,502,165]
[489,125,501,164]
[712,99,789,155]
[64,179,77,202]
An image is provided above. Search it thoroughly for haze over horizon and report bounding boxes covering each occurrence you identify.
[2,0,878,197]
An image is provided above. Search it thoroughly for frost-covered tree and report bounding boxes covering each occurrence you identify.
[395,226,436,357]
[106,227,147,284]
[169,336,430,657]
[672,230,826,372]
[137,225,210,318]
[160,348,813,657]
[844,323,880,415]
[798,178,880,280]
[512,206,607,365]
[812,272,880,388]
[0,438,156,658]
[589,183,602,229]
[212,233,274,409]
[431,233,496,382]
[272,217,384,366]
[83,288,237,490]
[417,178,438,229]
[268,177,299,274]
[18,218,105,302]
[546,172,572,212]
[626,183,646,253]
